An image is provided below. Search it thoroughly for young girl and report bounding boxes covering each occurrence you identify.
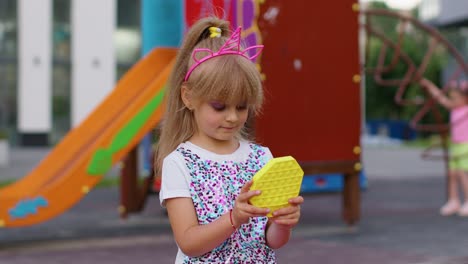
[424,79,468,216]
[156,17,304,263]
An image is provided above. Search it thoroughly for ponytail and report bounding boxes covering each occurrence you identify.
[155,17,231,174]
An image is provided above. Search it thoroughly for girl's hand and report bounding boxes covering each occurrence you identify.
[231,181,270,228]
[270,196,304,229]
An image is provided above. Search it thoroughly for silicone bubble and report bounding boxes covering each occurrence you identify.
[250,156,304,217]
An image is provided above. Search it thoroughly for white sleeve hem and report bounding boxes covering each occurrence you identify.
[160,189,191,207]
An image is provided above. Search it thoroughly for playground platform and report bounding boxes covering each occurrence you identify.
[0,145,467,264]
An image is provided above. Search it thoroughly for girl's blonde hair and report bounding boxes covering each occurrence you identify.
[155,17,264,172]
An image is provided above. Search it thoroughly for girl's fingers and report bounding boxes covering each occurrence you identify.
[240,203,270,216]
[272,210,300,220]
[239,180,253,194]
[271,203,300,217]
[250,206,270,216]
[237,190,261,204]
[269,196,303,216]
[273,218,299,227]
[288,196,304,205]
[237,183,263,203]
[271,210,300,223]
[233,204,269,225]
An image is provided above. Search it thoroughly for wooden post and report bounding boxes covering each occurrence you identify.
[301,160,361,226]
[120,147,138,218]
[342,171,360,225]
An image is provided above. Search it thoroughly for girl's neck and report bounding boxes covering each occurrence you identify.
[188,135,240,155]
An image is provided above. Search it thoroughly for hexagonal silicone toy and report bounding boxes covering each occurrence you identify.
[249,156,304,217]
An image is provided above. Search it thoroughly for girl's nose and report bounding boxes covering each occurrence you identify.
[226,108,239,122]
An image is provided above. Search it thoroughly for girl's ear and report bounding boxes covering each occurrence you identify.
[181,85,193,110]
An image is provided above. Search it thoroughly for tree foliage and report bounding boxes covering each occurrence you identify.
[364,1,447,122]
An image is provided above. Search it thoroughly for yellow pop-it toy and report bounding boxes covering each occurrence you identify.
[249,156,304,217]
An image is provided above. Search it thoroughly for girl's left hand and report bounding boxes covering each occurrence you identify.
[270,196,304,229]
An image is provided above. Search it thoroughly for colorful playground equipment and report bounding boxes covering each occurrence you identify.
[119,3,468,227]
[253,0,363,225]
[363,8,468,196]
[1,0,366,227]
[0,48,176,227]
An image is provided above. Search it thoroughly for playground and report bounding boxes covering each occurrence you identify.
[1,146,468,263]
[0,0,363,228]
[1,0,468,263]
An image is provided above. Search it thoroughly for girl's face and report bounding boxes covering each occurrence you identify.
[192,99,249,147]
[449,90,468,107]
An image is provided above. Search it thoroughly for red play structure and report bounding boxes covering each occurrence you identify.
[254,1,362,225]
[122,0,362,225]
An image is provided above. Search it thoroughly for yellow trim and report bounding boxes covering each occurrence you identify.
[352,3,360,12]
[353,146,361,155]
[82,185,90,194]
[353,74,361,83]
[354,162,362,171]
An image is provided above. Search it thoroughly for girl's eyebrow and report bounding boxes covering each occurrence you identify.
[209,100,247,106]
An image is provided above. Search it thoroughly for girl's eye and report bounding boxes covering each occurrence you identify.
[210,101,226,111]
[236,104,248,110]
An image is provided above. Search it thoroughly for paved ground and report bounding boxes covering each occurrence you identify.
[1,145,467,263]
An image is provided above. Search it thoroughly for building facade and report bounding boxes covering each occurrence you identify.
[0,0,141,146]
[419,0,468,82]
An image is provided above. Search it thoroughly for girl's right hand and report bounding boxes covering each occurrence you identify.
[231,181,270,228]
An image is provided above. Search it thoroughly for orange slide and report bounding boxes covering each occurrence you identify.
[0,48,177,228]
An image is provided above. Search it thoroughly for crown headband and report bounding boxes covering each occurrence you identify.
[184,26,264,81]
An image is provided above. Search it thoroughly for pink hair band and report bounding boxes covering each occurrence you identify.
[184,27,264,81]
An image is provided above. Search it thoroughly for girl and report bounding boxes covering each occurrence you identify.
[423,79,468,216]
[156,17,304,263]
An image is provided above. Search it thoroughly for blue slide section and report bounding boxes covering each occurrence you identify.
[300,171,367,193]
[140,0,183,173]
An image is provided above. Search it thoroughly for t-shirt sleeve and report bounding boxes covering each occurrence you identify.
[159,154,191,207]
[263,146,274,161]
